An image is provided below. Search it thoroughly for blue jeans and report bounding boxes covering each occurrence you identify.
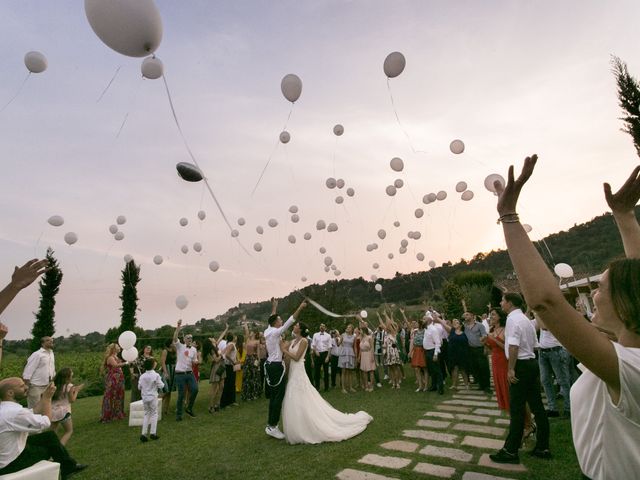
[538,347,571,412]
[174,371,198,419]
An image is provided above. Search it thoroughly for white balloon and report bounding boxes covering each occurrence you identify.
[394,179,404,189]
[336,179,345,189]
[523,224,533,233]
[209,260,220,272]
[289,205,299,214]
[407,231,415,239]
[319,247,326,254]
[116,215,126,225]
[153,255,163,265]
[346,187,355,197]
[554,263,574,278]
[288,235,296,244]
[193,242,202,253]
[450,139,465,154]
[281,73,302,103]
[231,229,239,238]
[393,221,400,227]
[291,214,300,223]
[484,173,506,194]
[383,51,406,78]
[327,223,338,232]
[124,254,133,263]
[256,226,264,234]
[316,220,326,230]
[374,283,383,292]
[64,232,78,245]
[325,177,337,189]
[141,55,163,79]
[378,229,386,240]
[386,185,397,197]
[415,208,424,218]
[324,266,330,272]
[390,157,404,172]
[371,243,379,250]
[413,231,422,240]
[324,256,333,266]
[360,310,368,319]
[181,245,189,254]
[24,51,47,73]
[436,191,447,201]
[366,244,373,252]
[335,196,344,204]
[47,215,64,227]
[197,210,206,220]
[179,217,188,227]
[388,253,394,259]
[400,239,409,248]
[175,295,188,310]
[118,330,136,349]
[114,231,125,241]
[461,190,474,201]
[301,276,307,282]
[333,124,344,136]
[423,193,437,204]
[279,131,291,144]
[372,263,379,269]
[455,181,468,193]
[428,260,436,268]
[304,232,312,240]
[84,0,163,57]
[399,246,407,254]
[330,264,337,271]
[237,217,246,226]
[253,242,263,252]
[268,218,278,228]
[370,275,378,282]
[416,253,425,261]
[122,347,138,363]
[334,270,341,276]
[109,224,118,234]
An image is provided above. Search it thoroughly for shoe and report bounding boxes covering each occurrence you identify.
[415,388,422,392]
[64,464,89,479]
[265,425,285,440]
[185,409,196,417]
[150,434,160,440]
[546,410,560,418]
[427,386,437,392]
[384,374,389,380]
[489,449,520,464]
[529,448,552,459]
[449,385,458,390]
[140,435,148,443]
[208,407,214,414]
[376,383,382,388]
[342,389,348,394]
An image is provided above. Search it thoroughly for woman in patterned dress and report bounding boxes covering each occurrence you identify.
[100,343,127,422]
[338,324,356,393]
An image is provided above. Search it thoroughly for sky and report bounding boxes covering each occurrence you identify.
[1,0,638,339]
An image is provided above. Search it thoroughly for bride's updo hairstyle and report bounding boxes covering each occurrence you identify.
[297,322,309,337]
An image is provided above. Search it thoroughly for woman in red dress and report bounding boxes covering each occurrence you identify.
[485,309,509,411]
[100,343,127,422]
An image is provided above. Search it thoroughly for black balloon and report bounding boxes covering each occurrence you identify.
[176,162,203,182]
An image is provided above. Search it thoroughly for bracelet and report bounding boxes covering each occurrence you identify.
[497,213,520,224]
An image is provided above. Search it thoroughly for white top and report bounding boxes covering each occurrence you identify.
[217,339,227,356]
[424,324,442,355]
[174,341,197,372]
[504,309,538,360]
[311,331,332,353]
[570,343,640,479]
[330,337,341,356]
[0,401,51,468]
[138,370,164,401]
[482,318,491,335]
[433,323,447,343]
[264,315,295,362]
[22,348,56,386]
[539,329,563,349]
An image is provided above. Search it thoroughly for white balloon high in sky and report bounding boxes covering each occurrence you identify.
[24,51,47,74]
[281,74,302,103]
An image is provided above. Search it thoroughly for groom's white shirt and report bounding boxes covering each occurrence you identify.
[264,315,295,362]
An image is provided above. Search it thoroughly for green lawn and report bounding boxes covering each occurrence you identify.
[63,370,581,480]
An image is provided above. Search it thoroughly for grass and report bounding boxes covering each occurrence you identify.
[62,369,581,480]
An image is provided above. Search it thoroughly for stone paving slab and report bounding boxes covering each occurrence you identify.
[444,400,498,408]
[461,435,505,450]
[455,388,482,394]
[336,468,400,480]
[473,408,504,416]
[453,394,490,401]
[437,405,472,413]
[456,414,490,424]
[358,454,412,470]
[453,424,506,437]
[478,454,527,472]
[425,411,455,419]
[417,419,451,429]
[403,430,458,444]
[413,462,457,478]
[494,418,510,425]
[380,440,420,453]
[462,472,516,480]
[419,445,473,463]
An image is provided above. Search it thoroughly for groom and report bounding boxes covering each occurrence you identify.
[264,297,307,439]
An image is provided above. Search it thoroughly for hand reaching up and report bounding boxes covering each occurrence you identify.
[604,165,640,215]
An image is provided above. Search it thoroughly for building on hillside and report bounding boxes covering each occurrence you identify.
[560,274,602,317]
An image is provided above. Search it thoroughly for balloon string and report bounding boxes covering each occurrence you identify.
[540,238,555,264]
[115,77,144,138]
[33,229,43,257]
[0,72,30,114]
[386,78,427,155]
[96,65,122,103]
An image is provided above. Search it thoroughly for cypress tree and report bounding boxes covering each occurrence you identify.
[119,260,140,334]
[31,248,63,352]
[612,56,640,156]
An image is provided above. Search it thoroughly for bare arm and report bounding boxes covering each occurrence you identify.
[0,259,48,318]
[216,323,229,345]
[495,155,619,392]
[270,297,278,316]
[160,349,168,376]
[435,316,452,333]
[172,319,182,344]
[69,384,84,403]
[604,165,640,258]
[242,315,249,338]
[33,383,55,419]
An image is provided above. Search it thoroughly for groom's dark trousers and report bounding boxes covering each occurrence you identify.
[265,361,287,426]
[314,351,330,391]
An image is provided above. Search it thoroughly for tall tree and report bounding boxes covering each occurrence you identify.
[31,248,63,352]
[612,56,640,156]
[119,260,141,335]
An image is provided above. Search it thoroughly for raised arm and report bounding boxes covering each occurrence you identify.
[216,323,229,345]
[0,323,6,367]
[494,155,619,391]
[172,319,182,344]
[270,297,278,316]
[435,315,452,333]
[604,165,640,258]
[0,259,48,318]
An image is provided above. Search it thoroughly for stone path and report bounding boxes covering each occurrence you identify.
[336,382,541,480]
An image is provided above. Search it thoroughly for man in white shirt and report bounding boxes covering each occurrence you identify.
[311,323,332,392]
[0,378,87,478]
[490,293,551,464]
[22,336,56,408]
[172,320,198,421]
[263,298,307,440]
[424,314,444,394]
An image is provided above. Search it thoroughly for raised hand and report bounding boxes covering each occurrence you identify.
[10,259,49,290]
[495,154,538,216]
[0,323,8,340]
[604,165,640,215]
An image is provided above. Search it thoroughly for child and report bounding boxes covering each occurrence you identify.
[51,367,84,445]
[138,357,164,442]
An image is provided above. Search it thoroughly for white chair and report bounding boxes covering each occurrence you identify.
[0,460,60,480]
[128,398,163,427]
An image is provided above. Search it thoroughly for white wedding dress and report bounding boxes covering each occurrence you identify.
[282,340,373,445]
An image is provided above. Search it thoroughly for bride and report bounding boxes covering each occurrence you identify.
[280,321,373,444]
